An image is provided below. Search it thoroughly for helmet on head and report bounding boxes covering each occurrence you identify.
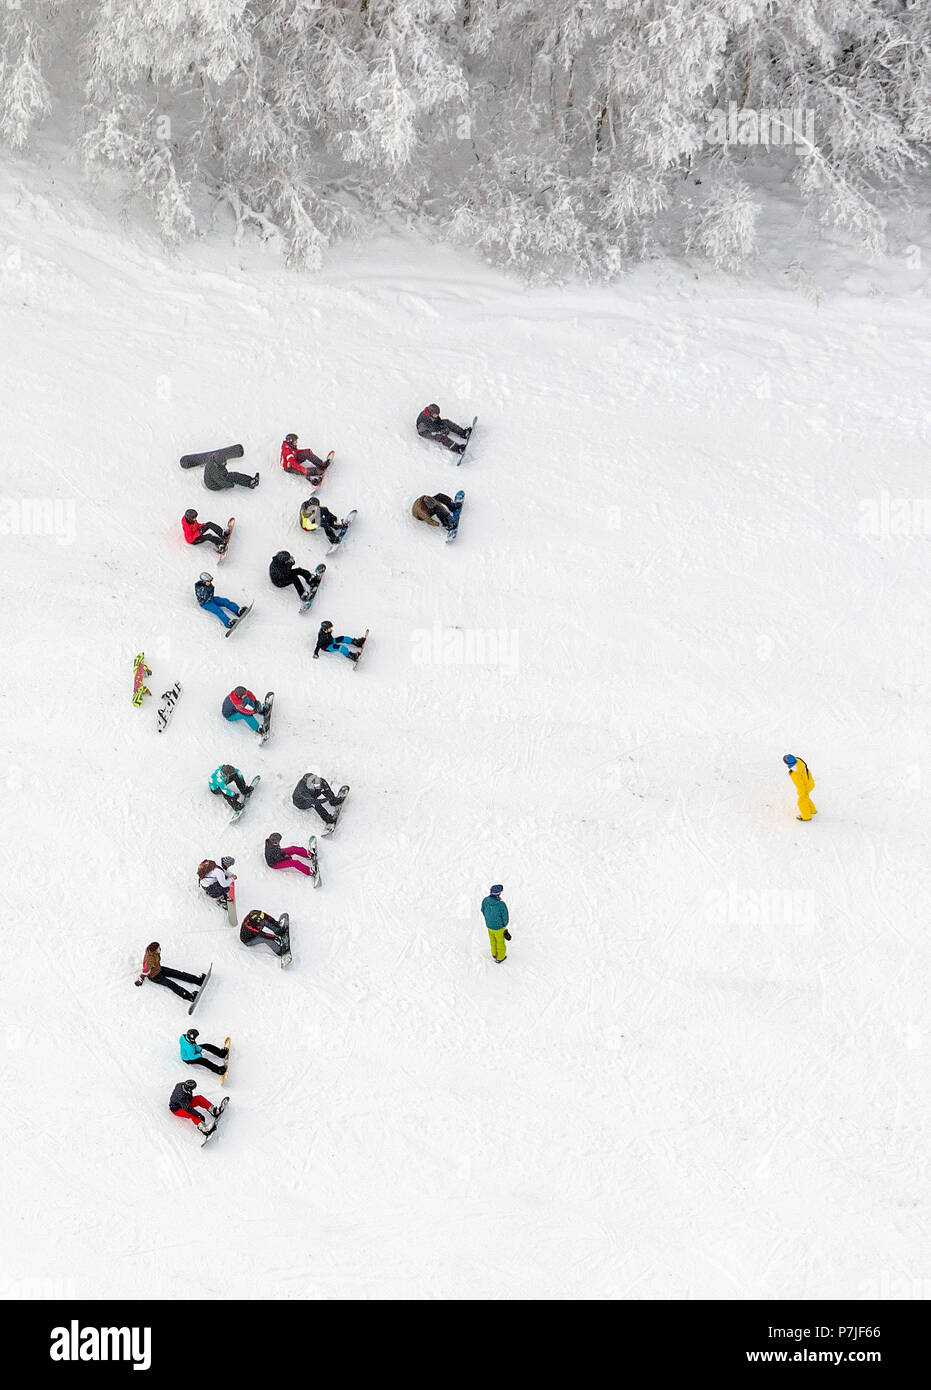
[275,550,290,561]
[783,754,797,767]
[426,403,440,415]
[182,1079,197,1093]
[320,620,333,630]
[185,1029,199,1042]
[305,774,322,790]
[220,856,234,870]
[234,685,246,697]
[268,832,282,842]
[184,509,197,522]
[308,496,320,509]
[489,884,504,896]
[285,433,298,445]
[199,572,212,583]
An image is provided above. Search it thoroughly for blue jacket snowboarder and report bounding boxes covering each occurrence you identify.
[195,572,243,630]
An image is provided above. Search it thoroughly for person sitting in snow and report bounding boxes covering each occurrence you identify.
[300,496,344,546]
[179,1029,229,1076]
[221,686,268,736]
[412,493,458,532]
[169,1079,222,1136]
[313,620,366,662]
[182,509,230,552]
[197,857,237,907]
[416,403,471,456]
[280,432,333,482]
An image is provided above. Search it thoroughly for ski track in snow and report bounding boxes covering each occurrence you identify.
[1,158,930,1299]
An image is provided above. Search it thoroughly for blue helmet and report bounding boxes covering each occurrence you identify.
[489,884,503,896]
[783,754,797,767]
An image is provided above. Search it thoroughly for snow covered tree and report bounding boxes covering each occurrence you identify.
[0,0,927,276]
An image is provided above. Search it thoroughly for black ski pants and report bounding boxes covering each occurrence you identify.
[150,966,201,1001]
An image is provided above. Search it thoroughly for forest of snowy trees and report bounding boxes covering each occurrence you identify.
[1,1,928,276]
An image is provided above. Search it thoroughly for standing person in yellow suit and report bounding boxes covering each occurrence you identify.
[784,754,817,821]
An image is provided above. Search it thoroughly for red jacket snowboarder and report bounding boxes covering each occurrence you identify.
[182,509,229,552]
[280,433,333,481]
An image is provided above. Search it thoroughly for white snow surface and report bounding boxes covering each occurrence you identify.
[2,154,930,1301]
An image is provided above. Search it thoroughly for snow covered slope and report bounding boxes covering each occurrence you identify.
[2,153,930,1300]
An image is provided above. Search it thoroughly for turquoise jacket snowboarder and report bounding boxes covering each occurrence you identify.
[481,894,509,931]
[179,1032,204,1062]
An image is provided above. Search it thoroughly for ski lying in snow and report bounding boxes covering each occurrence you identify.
[221,1037,231,1085]
[201,1095,229,1146]
[298,564,327,613]
[156,682,183,732]
[188,962,213,1016]
[133,652,152,707]
[260,692,275,744]
[307,834,321,888]
[455,416,477,466]
[445,491,465,543]
[322,787,350,837]
[180,444,244,471]
[224,601,253,638]
[326,510,357,555]
[229,774,260,823]
[215,517,235,565]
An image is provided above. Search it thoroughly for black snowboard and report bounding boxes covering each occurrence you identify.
[180,444,245,471]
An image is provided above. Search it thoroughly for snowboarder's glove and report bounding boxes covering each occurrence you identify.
[503,930,511,941]
[134,978,144,986]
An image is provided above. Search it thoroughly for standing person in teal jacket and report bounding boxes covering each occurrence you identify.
[179,1028,228,1076]
[481,884,511,963]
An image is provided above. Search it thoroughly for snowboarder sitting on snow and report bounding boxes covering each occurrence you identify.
[481,884,511,964]
[135,943,205,1002]
[292,773,345,826]
[783,754,817,822]
[195,573,244,630]
[300,496,343,545]
[281,433,333,481]
[209,764,252,811]
[204,455,259,491]
[265,832,314,876]
[416,404,471,455]
[180,1029,229,1076]
[182,509,229,552]
[240,909,290,959]
[197,857,236,906]
[412,493,458,532]
[313,619,365,662]
[169,1079,221,1135]
[222,686,267,734]
[269,550,316,601]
